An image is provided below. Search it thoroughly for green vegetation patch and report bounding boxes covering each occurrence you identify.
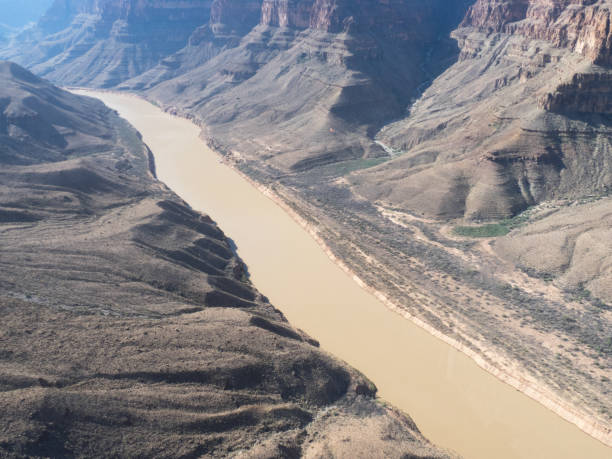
[453,208,534,238]
[453,223,511,238]
[335,157,388,175]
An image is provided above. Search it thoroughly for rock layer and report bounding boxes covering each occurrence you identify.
[352,1,612,221]
[463,0,612,65]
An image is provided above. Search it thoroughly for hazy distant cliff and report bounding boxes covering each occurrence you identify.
[1,0,214,87]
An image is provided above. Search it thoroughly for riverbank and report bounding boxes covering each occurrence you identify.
[78,89,611,458]
[206,140,612,449]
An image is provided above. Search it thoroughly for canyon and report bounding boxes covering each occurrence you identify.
[0,60,452,457]
[1,0,611,454]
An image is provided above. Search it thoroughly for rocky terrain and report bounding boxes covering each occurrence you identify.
[2,0,612,448]
[0,61,454,458]
[0,1,215,87]
[2,0,472,170]
[355,0,612,220]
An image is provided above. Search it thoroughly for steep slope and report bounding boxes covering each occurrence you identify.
[346,0,612,306]
[0,0,214,87]
[0,61,453,458]
[0,0,473,172]
[351,0,612,220]
[127,0,472,173]
[123,0,264,91]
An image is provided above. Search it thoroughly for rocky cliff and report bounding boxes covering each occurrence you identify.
[123,0,263,90]
[1,0,214,87]
[352,0,612,221]
[464,0,612,65]
[0,61,454,458]
[0,0,472,170]
[120,0,472,173]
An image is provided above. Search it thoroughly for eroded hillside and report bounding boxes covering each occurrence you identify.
[0,61,454,458]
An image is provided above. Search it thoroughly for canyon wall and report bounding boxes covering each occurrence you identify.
[126,0,472,173]
[463,0,612,65]
[1,0,214,87]
[352,0,612,221]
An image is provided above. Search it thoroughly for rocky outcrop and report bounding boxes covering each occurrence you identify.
[120,0,262,90]
[461,0,531,31]
[540,71,612,113]
[260,0,471,37]
[463,0,612,65]
[260,0,313,29]
[349,1,612,221]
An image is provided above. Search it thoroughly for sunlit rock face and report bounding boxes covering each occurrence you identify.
[350,0,612,221]
[463,0,612,64]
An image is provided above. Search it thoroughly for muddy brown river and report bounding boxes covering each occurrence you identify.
[80,91,611,459]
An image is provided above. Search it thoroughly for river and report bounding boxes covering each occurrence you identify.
[78,90,611,459]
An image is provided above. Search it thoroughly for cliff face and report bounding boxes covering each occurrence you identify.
[120,0,472,172]
[350,0,612,222]
[1,0,214,87]
[122,0,263,90]
[540,71,612,113]
[259,0,469,40]
[463,0,612,65]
